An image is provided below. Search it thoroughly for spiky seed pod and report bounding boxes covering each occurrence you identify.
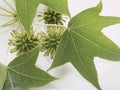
[8,29,41,56]
[41,8,65,25]
[39,25,65,58]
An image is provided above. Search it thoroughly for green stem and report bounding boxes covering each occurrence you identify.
[1,19,18,27]
[3,0,16,12]
[34,23,67,29]
[0,13,13,17]
[0,6,15,14]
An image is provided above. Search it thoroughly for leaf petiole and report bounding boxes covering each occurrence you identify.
[0,6,15,15]
[1,19,18,27]
[34,22,67,29]
[3,0,16,12]
[0,13,13,17]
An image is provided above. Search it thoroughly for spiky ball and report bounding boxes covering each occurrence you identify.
[42,8,65,25]
[8,29,40,55]
[40,25,65,58]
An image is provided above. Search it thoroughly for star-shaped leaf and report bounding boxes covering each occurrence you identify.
[3,47,56,90]
[49,1,120,90]
[40,0,70,16]
[15,0,70,32]
[0,63,7,90]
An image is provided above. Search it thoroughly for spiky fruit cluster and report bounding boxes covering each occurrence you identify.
[42,8,65,25]
[8,29,40,55]
[40,25,65,58]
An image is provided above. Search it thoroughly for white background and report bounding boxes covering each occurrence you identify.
[1,0,120,90]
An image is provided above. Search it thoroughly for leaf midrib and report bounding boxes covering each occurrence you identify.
[8,71,15,90]
[57,0,68,15]
[9,49,37,68]
[8,67,53,81]
[71,30,120,55]
[53,32,69,67]
[70,33,97,85]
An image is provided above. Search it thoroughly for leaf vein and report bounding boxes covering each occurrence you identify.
[71,30,119,55]
[53,32,69,66]
[70,33,96,84]
[8,71,15,90]
[9,68,53,81]
[9,50,37,68]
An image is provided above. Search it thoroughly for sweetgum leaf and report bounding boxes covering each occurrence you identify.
[40,0,70,17]
[15,0,70,32]
[3,47,56,90]
[50,1,120,90]
[0,63,7,90]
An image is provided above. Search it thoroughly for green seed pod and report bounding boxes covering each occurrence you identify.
[40,8,65,25]
[39,25,65,59]
[8,29,41,56]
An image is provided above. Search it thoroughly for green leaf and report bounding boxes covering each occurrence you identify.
[40,0,70,16]
[15,0,70,32]
[3,47,56,90]
[0,63,7,90]
[15,0,39,33]
[50,1,120,90]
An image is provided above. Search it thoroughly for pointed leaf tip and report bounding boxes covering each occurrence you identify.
[15,0,70,32]
[3,46,56,90]
[51,0,120,90]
